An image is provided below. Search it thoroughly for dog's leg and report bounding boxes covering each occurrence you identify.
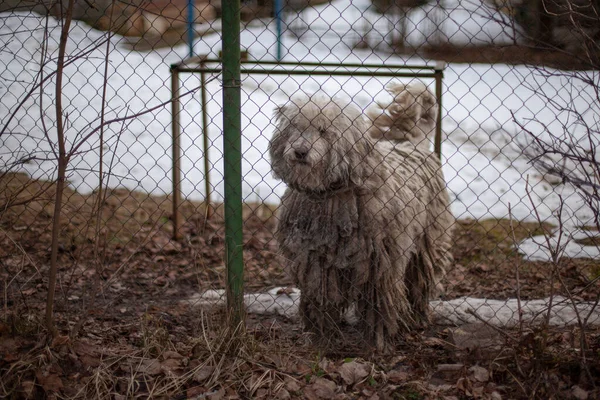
[404,249,433,324]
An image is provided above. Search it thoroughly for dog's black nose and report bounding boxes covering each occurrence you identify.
[294,149,308,160]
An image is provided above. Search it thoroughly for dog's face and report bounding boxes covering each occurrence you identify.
[269,96,371,192]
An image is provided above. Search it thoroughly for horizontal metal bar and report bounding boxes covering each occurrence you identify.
[238,60,438,70]
[174,67,440,78]
[171,54,210,70]
[172,58,440,72]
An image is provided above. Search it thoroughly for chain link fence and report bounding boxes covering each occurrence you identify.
[1,0,600,398]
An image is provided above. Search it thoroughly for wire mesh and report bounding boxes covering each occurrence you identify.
[1,0,600,398]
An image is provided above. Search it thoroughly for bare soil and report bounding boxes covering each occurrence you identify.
[1,172,599,399]
[418,44,597,71]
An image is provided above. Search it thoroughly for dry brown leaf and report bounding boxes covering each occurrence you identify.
[72,340,99,356]
[473,385,485,397]
[139,358,162,376]
[433,364,464,382]
[386,369,409,384]
[50,335,69,348]
[3,352,19,362]
[469,365,490,383]
[160,358,182,374]
[0,338,20,363]
[490,391,503,400]
[151,235,181,254]
[20,380,36,399]
[35,371,64,393]
[361,387,376,397]
[338,360,370,386]
[163,351,183,361]
[284,377,301,393]
[318,357,332,373]
[572,385,589,400]
[290,361,312,376]
[186,385,207,398]
[303,386,320,400]
[456,377,473,397]
[193,365,215,383]
[307,378,336,399]
[80,354,101,368]
[275,388,291,399]
[364,390,379,400]
[422,337,446,347]
[475,264,491,272]
[255,388,270,398]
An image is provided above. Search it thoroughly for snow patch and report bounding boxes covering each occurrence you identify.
[431,296,600,327]
[184,288,600,327]
[518,230,600,262]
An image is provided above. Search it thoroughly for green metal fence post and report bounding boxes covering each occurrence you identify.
[221,0,245,327]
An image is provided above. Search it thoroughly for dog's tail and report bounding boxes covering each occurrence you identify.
[366,81,438,146]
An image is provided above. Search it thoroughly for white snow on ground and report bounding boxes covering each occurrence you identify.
[184,288,600,327]
[1,0,599,262]
[432,296,600,327]
[518,230,600,262]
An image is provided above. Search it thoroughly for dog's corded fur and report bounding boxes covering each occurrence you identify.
[367,81,438,146]
[269,88,453,351]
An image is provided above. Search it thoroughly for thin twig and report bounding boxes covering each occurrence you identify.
[67,84,208,160]
[508,203,524,336]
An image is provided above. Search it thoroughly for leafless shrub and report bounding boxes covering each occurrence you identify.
[485,0,600,66]
[0,1,202,336]
[474,1,600,392]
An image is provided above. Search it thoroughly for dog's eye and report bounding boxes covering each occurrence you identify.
[318,127,326,134]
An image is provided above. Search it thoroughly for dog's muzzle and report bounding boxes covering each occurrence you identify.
[286,146,312,165]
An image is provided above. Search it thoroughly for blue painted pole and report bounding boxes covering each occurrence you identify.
[187,0,194,58]
[274,0,283,61]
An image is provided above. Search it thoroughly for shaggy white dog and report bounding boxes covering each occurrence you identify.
[367,81,438,146]
[269,84,453,351]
